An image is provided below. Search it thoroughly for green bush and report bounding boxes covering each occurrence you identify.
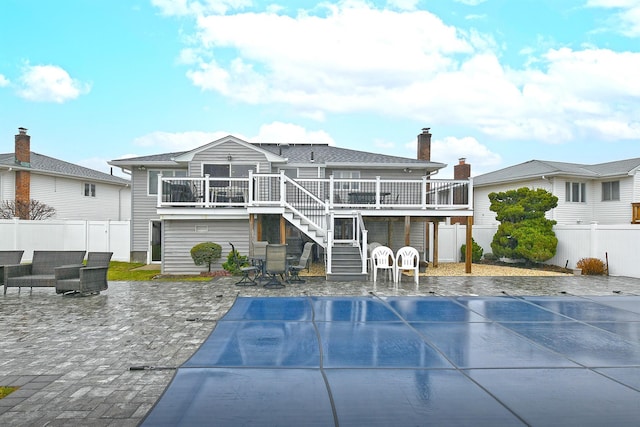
[460,238,483,262]
[483,252,497,261]
[222,249,249,275]
[190,242,222,272]
[576,257,606,275]
[489,187,558,263]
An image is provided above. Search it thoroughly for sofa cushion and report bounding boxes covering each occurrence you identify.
[22,274,58,287]
[31,251,86,275]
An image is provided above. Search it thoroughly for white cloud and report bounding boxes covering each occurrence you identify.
[431,136,502,178]
[132,122,335,151]
[152,0,251,16]
[17,65,90,103]
[133,130,234,150]
[255,122,336,145]
[161,1,640,145]
[0,74,9,87]
[386,0,419,11]
[586,0,640,37]
[454,0,487,5]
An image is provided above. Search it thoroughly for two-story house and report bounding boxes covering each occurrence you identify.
[473,158,640,226]
[109,129,474,279]
[0,128,130,221]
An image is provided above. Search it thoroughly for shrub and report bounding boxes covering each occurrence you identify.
[489,187,558,264]
[460,238,483,262]
[190,242,222,272]
[483,252,497,261]
[222,249,249,275]
[576,257,606,275]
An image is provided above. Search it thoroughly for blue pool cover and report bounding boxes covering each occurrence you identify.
[142,295,640,426]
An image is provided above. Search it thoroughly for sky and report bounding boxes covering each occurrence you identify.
[1,0,639,179]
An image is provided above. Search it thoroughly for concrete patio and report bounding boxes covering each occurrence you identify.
[1,274,640,426]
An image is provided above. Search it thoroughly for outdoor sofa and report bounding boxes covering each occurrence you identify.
[3,250,86,294]
[0,250,25,290]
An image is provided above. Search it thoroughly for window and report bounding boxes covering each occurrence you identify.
[84,183,96,197]
[148,169,187,195]
[565,182,586,203]
[203,163,256,187]
[602,181,620,201]
[334,171,360,190]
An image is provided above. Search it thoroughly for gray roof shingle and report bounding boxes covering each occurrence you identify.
[474,158,640,186]
[110,141,444,169]
[0,152,130,185]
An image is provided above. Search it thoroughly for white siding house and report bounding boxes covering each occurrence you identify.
[473,158,640,226]
[0,128,131,221]
[110,131,475,276]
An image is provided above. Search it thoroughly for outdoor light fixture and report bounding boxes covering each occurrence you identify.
[227,154,232,161]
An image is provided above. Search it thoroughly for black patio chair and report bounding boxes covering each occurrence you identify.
[288,242,314,283]
[229,243,258,286]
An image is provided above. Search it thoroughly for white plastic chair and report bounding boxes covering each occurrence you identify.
[394,246,420,285]
[371,246,394,282]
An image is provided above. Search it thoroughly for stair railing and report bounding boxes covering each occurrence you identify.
[355,213,368,274]
[280,172,328,236]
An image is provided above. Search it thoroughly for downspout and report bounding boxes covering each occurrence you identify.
[541,175,555,221]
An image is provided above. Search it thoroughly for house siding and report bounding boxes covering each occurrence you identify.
[592,176,635,224]
[296,167,323,178]
[190,141,270,176]
[553,178,592,225]
[131,168,163,254]
[473,180,555,225]
[473,178,616,226]
[1,173,129,221]
[163,219,250,274]
[365,219,427,258]
[0,172,15,201]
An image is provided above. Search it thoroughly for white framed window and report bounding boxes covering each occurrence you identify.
[203,163,256,187]
[148,169,187,195]
[334,171,360,190]
[602,181,620,201]
[565,182,586,203]
[84,183,96,197]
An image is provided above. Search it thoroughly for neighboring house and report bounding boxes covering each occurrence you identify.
[0,128,131,221]
[109,129,474,278]
[473,158,640,226]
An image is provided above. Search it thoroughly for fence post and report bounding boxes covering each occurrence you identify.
[13,217,19,249]
[590,222,598,259]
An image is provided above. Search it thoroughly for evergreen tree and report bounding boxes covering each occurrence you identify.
[488,187,558,263]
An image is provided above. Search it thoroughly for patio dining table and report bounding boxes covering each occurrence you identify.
[348,192,391,204]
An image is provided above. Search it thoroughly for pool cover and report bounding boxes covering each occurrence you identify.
[142,295,640,426]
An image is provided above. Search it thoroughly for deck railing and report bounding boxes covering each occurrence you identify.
[158,172,473,211]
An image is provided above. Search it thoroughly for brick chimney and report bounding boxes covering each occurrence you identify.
[454,157,470,180]
[416,128,431,161]
[14,127,31,219]
[451,158,471,225]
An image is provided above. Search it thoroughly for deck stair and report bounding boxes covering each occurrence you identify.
[326,244,368,282]
[282,210,326,248]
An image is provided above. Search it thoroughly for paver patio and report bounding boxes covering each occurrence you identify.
[1,274,640,426]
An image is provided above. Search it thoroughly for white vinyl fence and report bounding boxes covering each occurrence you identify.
[0,219,130,262]
[433,223,640,279]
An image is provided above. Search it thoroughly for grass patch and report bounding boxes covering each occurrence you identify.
[0,386,18,399]
[107,261,215,282]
